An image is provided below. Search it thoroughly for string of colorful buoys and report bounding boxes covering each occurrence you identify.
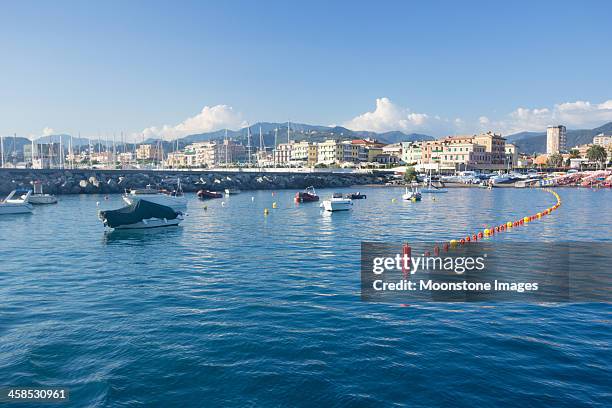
[433,188,562,252]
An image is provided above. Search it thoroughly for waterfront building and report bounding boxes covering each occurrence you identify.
[341,141,363,163]
[505,143,518,168]
[188,140,246,167]
[593,133,611,148]
[546,125,567,154]
[165,151,196,168]
[291,141,317,166]
[274,142,294,165]
[136,144,160,161]
[419,132,506,171]
[400,142,422,165]
[350,139,384,163]
[472,132,506,167]
[440,142,488,170]
[382,143,403,161]
[373,153,400,165]
[316,139,343,164]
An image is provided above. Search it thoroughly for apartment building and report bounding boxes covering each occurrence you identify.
[400,142,422,165]
[546,125,567,154]
[136,144,160,161]
[317,140,343,164]
[593,133,611,148]
[274,142,294,164]
[291,141,317,166]
[505,143,518,168]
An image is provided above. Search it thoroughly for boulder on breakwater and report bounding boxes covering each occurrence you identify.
[0,169,392,195]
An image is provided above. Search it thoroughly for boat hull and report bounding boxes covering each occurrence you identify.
[402,193,422,201]
[0,204,33,214]
[112,217,183,230]
[295,193,319,203]
[197,190,223,199]
[27,194,58,204]
[322,199,352,211]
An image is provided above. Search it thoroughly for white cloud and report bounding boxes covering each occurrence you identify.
[342,97,452,134]
[491,100,612,134]
[343,97,612,136]
[140,104,246,139]
[42,127,55,136]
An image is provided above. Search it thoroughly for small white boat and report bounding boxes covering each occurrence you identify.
[321,193,352,212]
[123,184,187,211]
[402,184,422,201]
[25,182,58,204]
[0,190,34,215]
[224,188,241,195]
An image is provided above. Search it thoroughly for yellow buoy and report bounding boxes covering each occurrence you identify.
[391,198,397,203]
[523,216,530,223]
[506,221,513,228]
[264,208,269,215]
[450,240,458,248]
[272,202,277,209]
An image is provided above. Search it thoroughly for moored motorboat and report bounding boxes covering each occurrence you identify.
[25,181,58,204]
[321,193,352,211]
[344,192,366,199]
[197,189,223,199]
[0,190,34,215]
[98,199,183,230]
[402,184,422,201]
[295,186,319,203]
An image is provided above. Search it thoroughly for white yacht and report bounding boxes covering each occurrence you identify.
[321,193,352,212]
[123,183,187,212]
[489,174,513,185]
[0,190,34,215]
[24,182,58,204]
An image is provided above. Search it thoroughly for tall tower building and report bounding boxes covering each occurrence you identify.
[546,125,566,154]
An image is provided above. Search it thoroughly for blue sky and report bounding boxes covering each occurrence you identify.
[1,0,611,139]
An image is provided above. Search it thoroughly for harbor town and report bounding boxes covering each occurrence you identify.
[2,2,611,407]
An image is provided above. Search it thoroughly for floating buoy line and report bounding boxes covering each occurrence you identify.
[416,188,562,255]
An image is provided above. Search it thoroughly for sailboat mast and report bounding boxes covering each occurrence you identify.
[60,135,65,169]
[224,129,228,167]
[273,128,277,166]
[0,135,4,168]
[247,125,252,166]
[31,138,35,168]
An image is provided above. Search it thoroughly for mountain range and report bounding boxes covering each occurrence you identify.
[3,121,611,157]
[505,122,612,154]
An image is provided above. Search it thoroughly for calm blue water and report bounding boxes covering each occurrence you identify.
[0,187,610,407]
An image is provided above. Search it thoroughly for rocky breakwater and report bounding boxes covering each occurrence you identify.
[0,169,392,195]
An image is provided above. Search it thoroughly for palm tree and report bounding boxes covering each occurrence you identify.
[569,149,580,159]
[586,145,607,169]
[547,153,564,168]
